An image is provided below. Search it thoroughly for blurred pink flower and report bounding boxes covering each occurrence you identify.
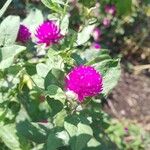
[124,127,128,133]
[91,28,102,41]
[91,42,101,50]
[35,20,63,46]
[104,4,116,16]
[17,25,31,43]
[102,18,111,27]
[65,65,103,102]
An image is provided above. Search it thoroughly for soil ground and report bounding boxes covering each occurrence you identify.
[104,67,150,130]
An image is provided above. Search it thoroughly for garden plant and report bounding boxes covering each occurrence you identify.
[0,0,149,150]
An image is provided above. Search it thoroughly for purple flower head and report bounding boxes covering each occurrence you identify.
[91,28,102,41]
[102,18,111,27]
[17,25,31,43]
[91,42,101,50]
[65,66,103,102]
[104,4,116,16]
[124,127,128,133]
[35,20,63,46]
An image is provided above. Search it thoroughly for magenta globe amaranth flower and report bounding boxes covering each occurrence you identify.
[65,66,103,102]
[35,20,63,46]
[91,42,101,50]
[104,4,116,16]
[102,18,111,27]
[17,25,31,43]
[124,127,128,132]
[91,28,102,41]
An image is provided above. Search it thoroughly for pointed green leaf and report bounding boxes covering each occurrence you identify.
[75,24,95,46]
[0,124,21,150]
[0,45,26,69]
[0,15,20,46]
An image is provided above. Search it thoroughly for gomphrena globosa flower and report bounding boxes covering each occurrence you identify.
[91,42,101,50]
[17,25,31,43]
[35,20,62,46]
[65,66,103,102]
[102,18,111,27]
[104,4,116,16]
[91,27,102,41]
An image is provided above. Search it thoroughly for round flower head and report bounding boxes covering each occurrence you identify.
[124,127,128,133]
[104,4,116,16]
[65,66,103,102]
[35,20,63,46]
[91,28,102,41]
[91,42,101,50]
[17,25,31,43]
[102,18,111,27]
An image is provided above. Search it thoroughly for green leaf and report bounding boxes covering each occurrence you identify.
[0,45,25,60]
[65,116,93,150]
[0,15,20,46]
[46,96,64,117]
[0,124,21,150]
[64,122,78,137]
[54,110,67,127]
[48,13,60,21]
[62,29,78,49]
[87,138,101,148]
[17,86,50,121]
[22,9,43,40]
[0,0,12,18]
[77,123,93,136]
[46,85,66,102]
[47,53,64,71]
[83,49,111,63]
[7,65,22,75]
[56,130,69,145]
[31,144,44,150]
[85,50,121,96]
[93,58,121,96]
[79,0,96,7]
[0,45,26,70]
[0,107,7,122]
[0,56,13,70]
[46,132,63,150]
[16,107,30,123]
[102,60,121,96]
[32,75,45,89]
[25,63,37,76]
[44,68,64,89]
[41,0,64,14]
[115,0,132,15]
[60,14,69,35]
[46,129,69,150]
[36,63,50,78]
[16,120,47,144]
[70,123,93,150]
[52,0,66,5]
[4,101,20,122]
[75,24,95,46]
[145,0,150,4]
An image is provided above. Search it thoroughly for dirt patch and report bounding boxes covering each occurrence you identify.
[104,68,150,129]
